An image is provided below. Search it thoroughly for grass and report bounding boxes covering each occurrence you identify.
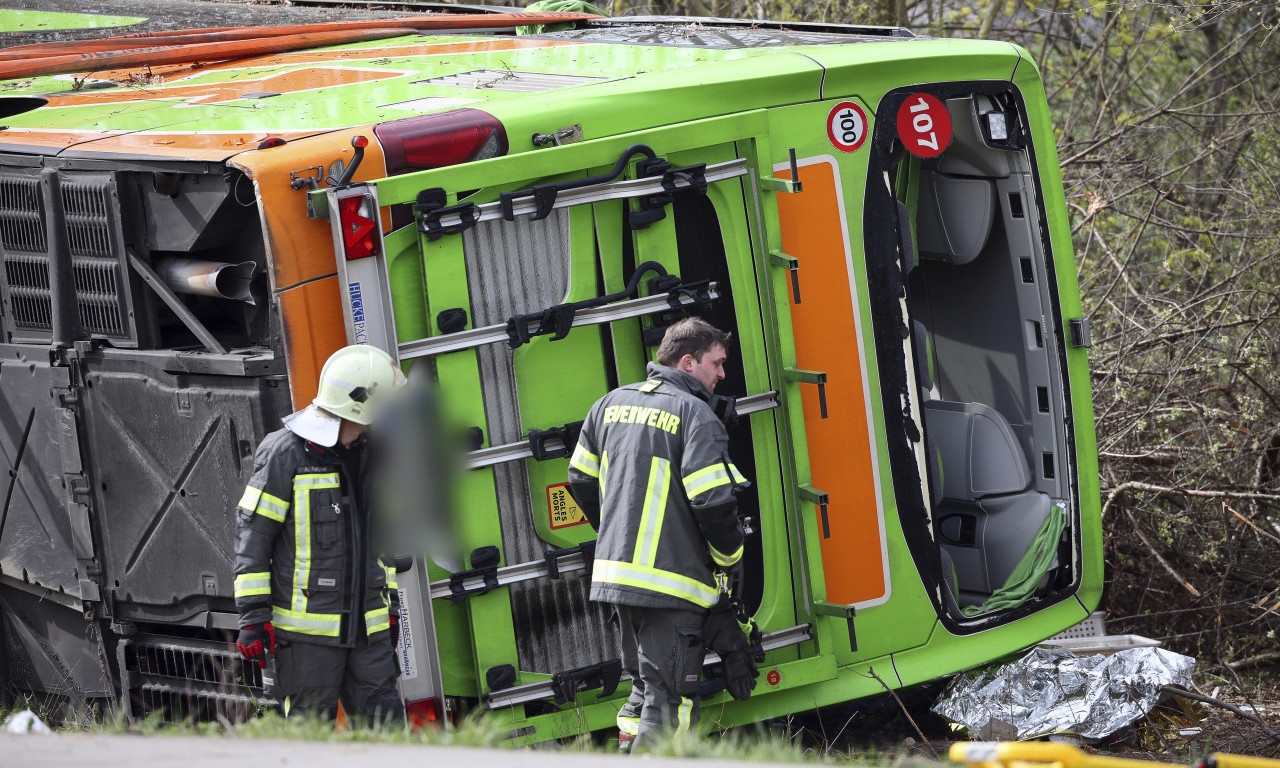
[1,694,944,764]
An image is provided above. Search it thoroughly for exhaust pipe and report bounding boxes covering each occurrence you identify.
[155,257,257,304]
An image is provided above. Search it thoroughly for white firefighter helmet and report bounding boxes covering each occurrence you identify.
[283,345,406,446]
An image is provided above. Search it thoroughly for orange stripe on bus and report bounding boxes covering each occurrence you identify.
[279,274,347,410]
[48,67,407,108]
[776,158,887,607]
[232,126,390,408]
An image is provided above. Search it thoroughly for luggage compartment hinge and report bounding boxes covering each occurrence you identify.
[797,484,832,539]
[785,367,829,418]
[770,249,801,304]
[760,148,803,194]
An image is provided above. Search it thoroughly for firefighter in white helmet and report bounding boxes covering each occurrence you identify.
[233,345,407,723]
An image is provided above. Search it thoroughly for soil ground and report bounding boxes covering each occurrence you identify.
[0,0,411,46]
[814,684,1280,763]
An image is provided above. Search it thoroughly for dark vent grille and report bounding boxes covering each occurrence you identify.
[63,179,113,258]
[0,173,46,253]
[4,253,52,331]
[119,636,275,724]
[0,166,136,344]
[74,257,125,336]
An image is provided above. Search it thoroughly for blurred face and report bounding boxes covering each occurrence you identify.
[679,343,728,392]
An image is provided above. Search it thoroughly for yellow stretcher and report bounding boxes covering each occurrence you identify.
[951,741,1280,768]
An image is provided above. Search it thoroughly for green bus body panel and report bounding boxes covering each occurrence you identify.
[1010,52,1104,616]
[0,9,144,32]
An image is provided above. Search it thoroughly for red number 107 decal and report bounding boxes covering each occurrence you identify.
[896,93,952,159]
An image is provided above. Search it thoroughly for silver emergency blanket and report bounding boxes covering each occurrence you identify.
[933,645,1195,740]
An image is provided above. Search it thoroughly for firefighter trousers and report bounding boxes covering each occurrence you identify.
[276,634,404,726]
[616,603,707,749]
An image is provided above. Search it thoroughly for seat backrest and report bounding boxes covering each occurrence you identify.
[916,172,995,265]
[922,400,1030,501]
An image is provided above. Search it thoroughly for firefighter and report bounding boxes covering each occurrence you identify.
[233,345,407,725]
[568,318,750,750]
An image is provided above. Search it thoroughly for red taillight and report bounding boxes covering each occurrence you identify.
[374,108,508,176]
[405,697,442,732]
[338,193,380,261]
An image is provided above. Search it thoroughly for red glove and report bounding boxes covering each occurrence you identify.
[236,622,276,668]
[390,615,400,649]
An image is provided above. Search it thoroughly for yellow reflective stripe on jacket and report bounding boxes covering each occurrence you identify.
[383,562,398,591]
[291,472,340,612]
[708,541,744,567]
[633,457,670,567]
[675,697,694,737]
[365,606,391,634]
[682,462,740,500]
[238,486,261,511]
[617,714,640,736]
[239,485,289,523]
[569,443,600,478]
[295,473,341,489]
[272,605,341,637]
[593,560,718,608]
[234,572,271,598]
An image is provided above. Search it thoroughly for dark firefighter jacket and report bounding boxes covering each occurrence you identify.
[568,362,747,610]
[233,428,397,646]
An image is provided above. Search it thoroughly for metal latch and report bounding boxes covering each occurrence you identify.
[447,545,502,604]
[629,156,708,230]
[528,422,584,461]
[770,250,800,304]
[551,659,623,704]
[544,540,594,581]
[785,368,828,418]
[416,187,482,242]
[531,124,583,147]
[499,144,661,223]
[797,484,832,539]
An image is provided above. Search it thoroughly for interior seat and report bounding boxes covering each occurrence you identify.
[922,400,1052,606]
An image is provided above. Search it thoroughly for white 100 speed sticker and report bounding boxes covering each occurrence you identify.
[827,101,869,153]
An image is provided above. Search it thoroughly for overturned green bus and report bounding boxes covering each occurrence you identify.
[0,10,1100,740]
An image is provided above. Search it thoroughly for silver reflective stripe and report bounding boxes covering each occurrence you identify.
[273,606,341,636]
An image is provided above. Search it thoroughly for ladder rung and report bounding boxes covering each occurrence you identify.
[399,283,721,360]
[464,390,780,470]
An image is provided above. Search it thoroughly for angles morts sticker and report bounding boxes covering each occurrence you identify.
[547,483,587,529]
